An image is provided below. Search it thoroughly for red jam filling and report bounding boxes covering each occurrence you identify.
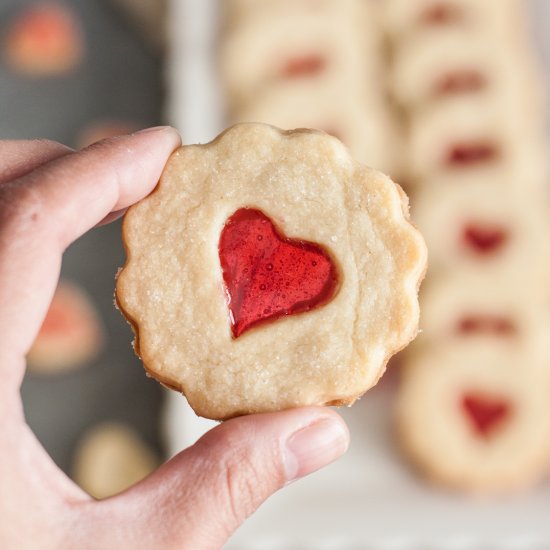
[218,208,339,338]
[421,3,462,25]
[281,55,326,78]
[435,71,486,96]
[457,315,516,336]
[462,393,510,438]
[10,5,80,58]
[462,224,508,255]
[446,143,498,166]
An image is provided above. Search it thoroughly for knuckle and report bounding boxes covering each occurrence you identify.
[222,450,262,524]
[0,179,42,236]
[209,424,283,527]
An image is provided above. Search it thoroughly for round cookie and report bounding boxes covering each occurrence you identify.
[3,2,84,77]
[72,422,158,499]
[384,0,524,43]
[232,81,401,178]
[27,281,104,375]
[397,343,550,493]
[391,28,543,114]
[116,123,427,420]
[407,96,549,185]
[418,272,550,359]
[222,0,365,27]
[413,182,550,283]
[220,3,379,109]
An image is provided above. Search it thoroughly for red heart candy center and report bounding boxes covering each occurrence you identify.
[456,315,516,336]
[219,208,339,338]
[461,393,511,438]
[462,223,508,255]
[281,54,326,78]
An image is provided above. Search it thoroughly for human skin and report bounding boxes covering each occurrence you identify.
[0,127,349,550]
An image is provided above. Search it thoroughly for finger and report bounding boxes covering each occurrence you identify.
[2,126,181,249]
[97,408,349,550]
[0,127,181,377]
[0,139,72,185]
[96,207,128,227]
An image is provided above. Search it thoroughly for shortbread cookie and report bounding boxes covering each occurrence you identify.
[232,81,401,177]
[3,3,84,76]
[418,272,550,358]
[413,182,550,282]
[27,281,104,374]
[408,97,548,184]
[116,123,426,420]
[220,3,379,109]
[223,0,364,26]
[384,0,524,42]
[391,29,543,113]
[397,343,550,493]
[72,422,158,499]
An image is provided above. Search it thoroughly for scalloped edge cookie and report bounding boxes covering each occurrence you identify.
[116,123,427,420]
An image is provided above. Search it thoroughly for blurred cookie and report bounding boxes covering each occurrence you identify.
[413,182,550,282]
[418,272,550,358]
[222,0,366,34]
[27,281,104,375]
[397,343,550,493]
[232,81,401,177]
[407,96,548,184]
[3,2,84,77]
[391,28,543,114]
[220,2,379,109]
[384,0,524,42]
[116,123,426,420]
[72,422,159,499]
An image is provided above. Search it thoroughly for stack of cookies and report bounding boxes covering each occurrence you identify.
[220,0,400,178]
[387,0,550,492]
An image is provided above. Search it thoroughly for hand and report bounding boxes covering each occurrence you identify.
[0,128,350,550]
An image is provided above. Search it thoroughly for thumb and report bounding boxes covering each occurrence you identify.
[103,407,349,550]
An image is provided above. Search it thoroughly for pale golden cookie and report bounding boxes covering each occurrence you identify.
[116,124,426,420]
[220,2,379,109]
[408,96,548,184]
[223,0,364,26]
[384,0,524,42]
[418,272,550,359]
[232,81,401,177]
[72,422,158,499]
[3,3,84,77]
[397,343,550,493]
[391,28,543,114]
[27,281,104,375]
[413,182,550,283]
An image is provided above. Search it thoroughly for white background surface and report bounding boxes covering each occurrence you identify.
[165,1,550,547]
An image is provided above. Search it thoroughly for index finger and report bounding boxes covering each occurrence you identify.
[0,126,181,373]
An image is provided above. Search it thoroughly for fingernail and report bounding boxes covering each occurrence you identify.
[284,417,349,482]
[134,126,174,135]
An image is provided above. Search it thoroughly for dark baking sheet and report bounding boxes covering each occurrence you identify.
[0,0,167,473]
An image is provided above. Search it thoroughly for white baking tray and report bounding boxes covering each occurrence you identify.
[164,1,550,548]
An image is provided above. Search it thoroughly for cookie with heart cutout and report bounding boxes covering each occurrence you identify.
[396,342,550,493]
[417,271,550,359]
[383,0,524,43]
[390,28,543,114]
[412,181,550,283]
[407,96,549,185]
[232,80,401,178]
[116,123,426,420]
[220,1,380,110]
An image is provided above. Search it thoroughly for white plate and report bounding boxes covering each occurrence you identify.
[164,1,550,547]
